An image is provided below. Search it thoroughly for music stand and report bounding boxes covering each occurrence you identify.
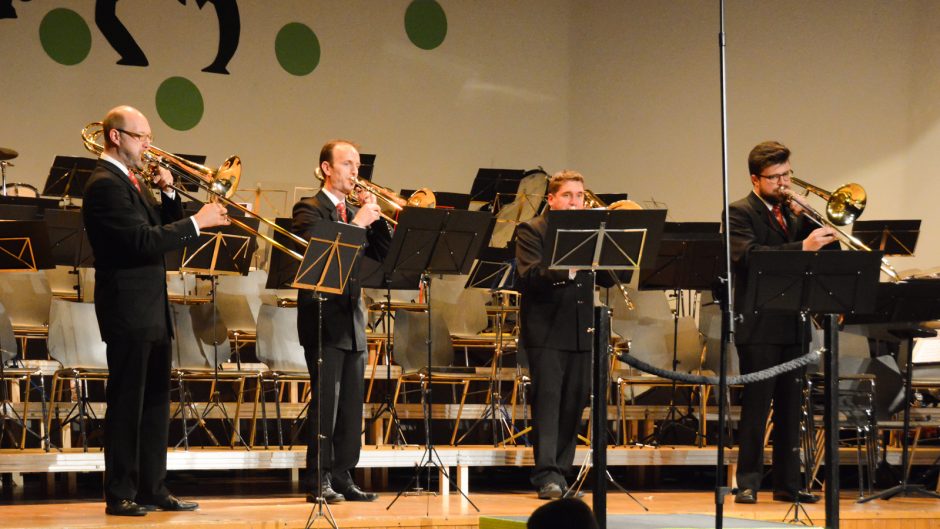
[454,245,518,446]
[293,220,366,529]
[851,220,920,257]
[544,209,664,525]
[844,279,940,503]
[360,256,420,447]
[385,207,490,512]
[42,156,96,203]
[0,220,54,449]
[638,222,723,447]
[469,168,525,211]
[44,209,95,301]
[744,250,881,527]
[175,220,259,448]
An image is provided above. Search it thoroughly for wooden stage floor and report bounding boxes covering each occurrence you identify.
[1,490,938,529]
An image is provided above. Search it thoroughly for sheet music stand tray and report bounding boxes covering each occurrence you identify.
[851,220,920,257]
[181,219,260,276]
[42,156,97,201]
[385,206,491,511]
[546,209,665,523]
[744,250,881,525]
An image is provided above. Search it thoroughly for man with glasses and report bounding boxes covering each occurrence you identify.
[726,141,837,504]
[83,105,229,516]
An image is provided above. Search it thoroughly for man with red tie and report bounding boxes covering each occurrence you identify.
[82,105,229,516]
[291,140,391,503]
[726,141,837,504]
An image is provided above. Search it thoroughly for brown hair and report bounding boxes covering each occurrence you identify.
[547,169,585,195]
[747,141,790,176]
[319,139,360,165]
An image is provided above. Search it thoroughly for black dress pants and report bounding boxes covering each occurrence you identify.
[304,345,365,490]
[527,347,591,488]
[735,342,805,494]
[103,338,172,504]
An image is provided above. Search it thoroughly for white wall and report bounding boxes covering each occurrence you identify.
[1,0,937,272]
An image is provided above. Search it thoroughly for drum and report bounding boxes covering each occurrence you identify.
[3,183,39,197]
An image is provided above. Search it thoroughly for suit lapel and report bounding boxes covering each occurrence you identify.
[748,192,788,240]
[100,160,159,224]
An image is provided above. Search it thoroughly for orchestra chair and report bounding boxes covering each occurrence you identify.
[46,298,107,452]
[0,300,45,450]
[0,272,53,360]
[216,270,267,367]
[170,301,261,449]
[387,307,488,445]
[254,302,310,449]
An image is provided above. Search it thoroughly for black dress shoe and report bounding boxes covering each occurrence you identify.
[734,488,757,504]
[105,499,147,517]
[537,482,564,500]
[773,490,820,503]
[139,495,199,511]
[338,484,378,502]
[307,486,345,504]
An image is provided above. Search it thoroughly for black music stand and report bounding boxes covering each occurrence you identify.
[454,245,518,446]
[174,220,259,449]
[42,156,96,203]
[360,256,420,447]
[846,280,940,503]
[0,220,54,449]
[469,168,525,212]
[264,217,301,290]
[44,209,95,301]
[385,207,490,512]
[294,221,366,529]
[851,220,920,258]
[544,209,665,527]
[638,222,723,447]
[744,250,881,528]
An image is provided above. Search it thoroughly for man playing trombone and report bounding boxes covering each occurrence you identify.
[82,105,230,516]
[727,140,837,505]
[291,140,391,503]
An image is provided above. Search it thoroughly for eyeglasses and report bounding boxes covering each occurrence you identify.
[116,129,153,143]
[759,169,794,182]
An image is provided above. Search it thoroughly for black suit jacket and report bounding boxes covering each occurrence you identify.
[727,191,837,345]
[291,190,392,351]
[82,159,198,343]
[514,212,617,352]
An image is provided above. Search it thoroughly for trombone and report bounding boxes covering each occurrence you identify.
[315,168,435,226]
[81,121,308,261]
[581,189,641,309]
[783,176,900,282]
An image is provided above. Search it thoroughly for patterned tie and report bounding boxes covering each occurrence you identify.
[127,172,142,193]
[772,204,789,236]
[336,201,348,223]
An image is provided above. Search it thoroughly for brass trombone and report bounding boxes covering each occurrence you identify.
[81,121,308,261]
[315,168,436,226]
[783,177,900,282]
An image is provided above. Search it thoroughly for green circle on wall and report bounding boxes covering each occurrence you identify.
[155,77,204,131]
[275,23,320,76]
[405,0,447,50]
[39,8,91,65]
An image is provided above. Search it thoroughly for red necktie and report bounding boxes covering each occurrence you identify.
[336,201,348,223]
[128,172,142,193]
[772,204,789,236]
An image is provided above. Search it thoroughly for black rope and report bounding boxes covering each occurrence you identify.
[617,349,821,386]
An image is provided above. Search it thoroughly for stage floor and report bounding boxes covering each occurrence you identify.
[0,490,938,529]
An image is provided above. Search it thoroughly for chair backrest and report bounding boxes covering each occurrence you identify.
[393,308,453,372]
[0,271,52,332]
[216,269,267,335]
[610,288,672,371]
[428,274,489,336]
[170,302,230,369]
[0,301,17,363]
[47,298,107,369]
[255,303,307,372]
[698,298,740,377]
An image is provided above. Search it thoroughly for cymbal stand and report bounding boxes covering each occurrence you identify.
[387,273,479,512]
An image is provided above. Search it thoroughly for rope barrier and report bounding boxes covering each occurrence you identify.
[616,348,821,386]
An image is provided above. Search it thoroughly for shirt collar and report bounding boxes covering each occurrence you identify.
[100,153,130,178]
[322,187,345,207]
